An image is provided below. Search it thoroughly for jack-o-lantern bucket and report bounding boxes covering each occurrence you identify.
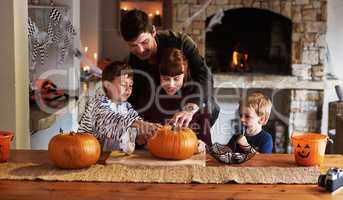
[0,131,14,162]
[291,133,328,166]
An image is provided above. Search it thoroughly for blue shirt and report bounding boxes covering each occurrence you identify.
[228,130,273,153]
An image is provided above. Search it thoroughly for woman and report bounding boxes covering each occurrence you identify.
[147,48,213,146]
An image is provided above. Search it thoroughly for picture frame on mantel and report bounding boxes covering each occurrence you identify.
[116,0,172,32]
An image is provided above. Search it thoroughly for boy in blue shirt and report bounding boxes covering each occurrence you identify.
[228,92,273,154]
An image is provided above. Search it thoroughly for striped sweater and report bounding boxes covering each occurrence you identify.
[78,95,141,153]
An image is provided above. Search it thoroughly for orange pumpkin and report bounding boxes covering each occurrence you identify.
[48,132,101,169]
[147,126,198,160]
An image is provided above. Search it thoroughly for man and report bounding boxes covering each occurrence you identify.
[120,9,220,144]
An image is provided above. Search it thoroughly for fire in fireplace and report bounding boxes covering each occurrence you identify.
[206,8,292,75]
[231,42,249,72]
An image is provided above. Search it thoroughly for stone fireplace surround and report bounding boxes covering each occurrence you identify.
[172,0,328,147]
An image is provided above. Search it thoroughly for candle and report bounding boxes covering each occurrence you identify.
[83,65,90,72]
[93,53,98,62]
[84,46,88,54]
[148,13,153,18]
[156,10,160,15]
[123,7,127,11]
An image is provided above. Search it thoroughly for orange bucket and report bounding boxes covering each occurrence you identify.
[0,131,14,162]
[291,133,328,166]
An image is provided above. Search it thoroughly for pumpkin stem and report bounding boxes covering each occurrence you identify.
[59,128,63,134]
[171,125,176,131]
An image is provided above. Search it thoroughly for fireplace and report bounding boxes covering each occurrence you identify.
[206,8,292,75]
[172,0,328,152]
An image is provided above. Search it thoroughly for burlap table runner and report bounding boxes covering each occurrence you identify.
[0,162,320,184]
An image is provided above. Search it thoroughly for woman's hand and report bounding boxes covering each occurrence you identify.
[169,111,193,128]
[170,103,199,128]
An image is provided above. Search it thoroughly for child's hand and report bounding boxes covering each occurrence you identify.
[135,120,161,140]
[236,135,256,153]
[196,140,206,153]
[135,134,146,145]
[236,135,249,147]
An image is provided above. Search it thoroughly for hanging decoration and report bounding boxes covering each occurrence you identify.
[28,7,76,68]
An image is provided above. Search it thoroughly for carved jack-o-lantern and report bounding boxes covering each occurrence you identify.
[292,133,328,166]
[296,144,311,159]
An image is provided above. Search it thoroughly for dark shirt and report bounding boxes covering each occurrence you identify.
[228,130,273,153]
[150,83,198,124]
[127,30,220,126]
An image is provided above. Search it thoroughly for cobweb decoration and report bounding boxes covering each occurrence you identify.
[181,0,213,31]
[28,7,76,68]
[178,0,225,35]
[205,9,224,32]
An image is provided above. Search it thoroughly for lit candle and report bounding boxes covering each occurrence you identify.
[148,13,153,18]
[156,10,160,15]
[123,7,127,11]
[84,46,88,54]
[93,53,98,62]
[83,65,90,72]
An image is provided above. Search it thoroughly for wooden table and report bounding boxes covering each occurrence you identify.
[1,150,343,200]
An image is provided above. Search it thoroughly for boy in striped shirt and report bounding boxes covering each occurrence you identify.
[78,61,160,154]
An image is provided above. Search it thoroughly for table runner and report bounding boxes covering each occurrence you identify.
[0,162,320,184]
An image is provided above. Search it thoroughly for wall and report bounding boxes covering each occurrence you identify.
[101,0,129,61]
[321,0,343,135]
[119,1,163,16]
[0,0,30,149]
[0,0,16,138]
[327,0,343,79]
[80,0,101,62]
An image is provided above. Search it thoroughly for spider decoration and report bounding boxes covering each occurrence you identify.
[208,142,256,164]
